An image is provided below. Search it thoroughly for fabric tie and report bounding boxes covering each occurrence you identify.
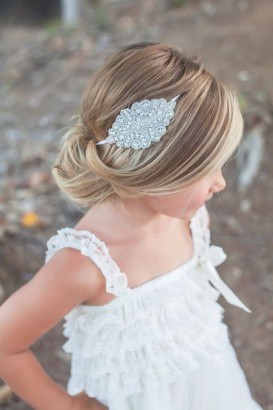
[199,245,252,313]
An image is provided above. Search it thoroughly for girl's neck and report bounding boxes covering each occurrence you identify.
[87,197,182,240]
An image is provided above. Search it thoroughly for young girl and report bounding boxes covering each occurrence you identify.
[0,42,263,410]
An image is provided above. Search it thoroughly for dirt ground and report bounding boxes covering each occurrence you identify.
[0,0,272,408]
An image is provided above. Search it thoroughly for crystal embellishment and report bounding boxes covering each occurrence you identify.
[96,95,180,149]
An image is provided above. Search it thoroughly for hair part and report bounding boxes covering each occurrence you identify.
[52,42,244,210]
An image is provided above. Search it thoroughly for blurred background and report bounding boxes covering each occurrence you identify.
[0,0,272,408]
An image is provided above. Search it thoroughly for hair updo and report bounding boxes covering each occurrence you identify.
[52,42,243,210]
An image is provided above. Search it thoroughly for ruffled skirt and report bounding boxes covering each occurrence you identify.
[97,341,263,410]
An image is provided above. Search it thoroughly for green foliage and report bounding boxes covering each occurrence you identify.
[44,18,77,38]
[237,93,248,113]
[169,0,188,7]
[0,81,12,94]
[94,3,108,31]
[44,19,62,37]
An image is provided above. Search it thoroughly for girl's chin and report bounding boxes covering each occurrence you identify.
[176,203,207,220]
[182,206,203,219]
[190,202,206,215]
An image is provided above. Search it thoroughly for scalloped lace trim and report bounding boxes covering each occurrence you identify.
[190,204,211,257]
[45,227,130,296]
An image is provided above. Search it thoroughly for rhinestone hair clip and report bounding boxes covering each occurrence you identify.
[96,94,180,150]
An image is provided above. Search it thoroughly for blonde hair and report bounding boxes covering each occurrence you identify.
[53,42,243,210]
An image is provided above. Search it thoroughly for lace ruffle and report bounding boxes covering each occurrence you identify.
[62,270,229,401]
[45,227,130,297]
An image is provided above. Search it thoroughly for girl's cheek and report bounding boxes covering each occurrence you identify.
[192,191,209,208]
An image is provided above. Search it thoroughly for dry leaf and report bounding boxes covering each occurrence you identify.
[21,211,41,228]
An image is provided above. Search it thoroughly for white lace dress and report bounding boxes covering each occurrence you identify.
[45,205,263,410]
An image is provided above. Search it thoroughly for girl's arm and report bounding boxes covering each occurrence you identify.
[0,247,104,410]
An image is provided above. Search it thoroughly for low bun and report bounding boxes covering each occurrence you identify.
[52,120,115,209]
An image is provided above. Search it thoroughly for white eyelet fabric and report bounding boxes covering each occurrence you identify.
[45,205,262,410]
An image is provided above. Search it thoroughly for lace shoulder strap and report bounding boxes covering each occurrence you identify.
[190,204,211,257]
[45,227,130,297]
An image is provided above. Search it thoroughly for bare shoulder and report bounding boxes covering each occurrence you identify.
[43,246,106,302]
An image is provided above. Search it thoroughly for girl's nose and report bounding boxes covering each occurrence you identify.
[213,169,226,192]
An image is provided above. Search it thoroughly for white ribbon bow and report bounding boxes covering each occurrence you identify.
[199,245,252,313]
